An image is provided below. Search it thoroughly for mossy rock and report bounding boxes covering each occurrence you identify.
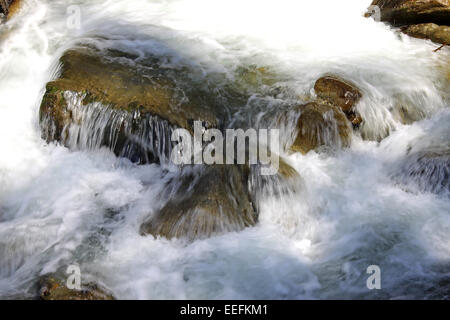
[235,65,279,92]
[40,49,219,133]
[289,102,352,155]
[39,275,115,300]
[367,0,450,26]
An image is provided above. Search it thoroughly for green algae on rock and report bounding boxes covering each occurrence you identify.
[401,23,450,45]
[314,75,363,127]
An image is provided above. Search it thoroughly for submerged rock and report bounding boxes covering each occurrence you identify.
[140,165,258,241]
[289,102,352,155]
[401,23,450,45]
[40,48,221,164]
[392,148,450,195]
[314,75,363,127]
[367,0,450,26]
[39,275,115,300]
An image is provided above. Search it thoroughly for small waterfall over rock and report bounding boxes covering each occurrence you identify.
[41,91,175,165]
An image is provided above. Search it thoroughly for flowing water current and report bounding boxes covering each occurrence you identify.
[0,0,449,299]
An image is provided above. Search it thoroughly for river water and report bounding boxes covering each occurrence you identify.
[0,0,449,299]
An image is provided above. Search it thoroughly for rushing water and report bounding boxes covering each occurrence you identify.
[0,0,449,299]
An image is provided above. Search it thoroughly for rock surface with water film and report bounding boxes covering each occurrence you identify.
[39,275,115,300]
[288,102,352,155]
[140,165,258,241]
[40,48,221,164]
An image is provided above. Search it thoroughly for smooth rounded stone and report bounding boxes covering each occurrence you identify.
[140,165,258,241]
[401,23,450,45]
[289,102,352,155]
[39,275,115,300]
[367,0,450,26]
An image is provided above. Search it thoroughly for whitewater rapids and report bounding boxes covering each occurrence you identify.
[0,0,449,299]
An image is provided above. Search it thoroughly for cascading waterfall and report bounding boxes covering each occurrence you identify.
[0,0,449,299]
[41,91,175,165]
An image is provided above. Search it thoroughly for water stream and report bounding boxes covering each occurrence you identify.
[0,0,449,299]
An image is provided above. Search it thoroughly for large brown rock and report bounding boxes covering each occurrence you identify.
[140,157,302,241]
[401,23,450,44]
[39,275,115,300]
[289,102,352,155]
[40,48,221,164]
[368,0,450,26]
[140,165,258,241]
[392,148,449,195]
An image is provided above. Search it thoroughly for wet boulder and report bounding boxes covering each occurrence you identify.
[140,165,258,241]
[367,0,450,26]
[234,65,280,93]
[401,23,450,45]
[314,75,363,127]
[366,0,450,45]
[0,0,12,16]
[40,48,221,164]
[289,102,352,155]
[39,275,115,300]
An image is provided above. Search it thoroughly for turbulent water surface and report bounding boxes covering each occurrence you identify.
[0,0,449,299]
